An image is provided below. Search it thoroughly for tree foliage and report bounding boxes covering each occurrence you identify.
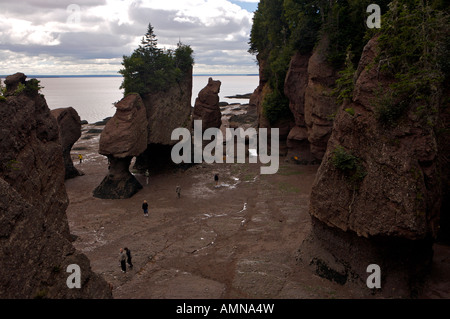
[248,0,391,124]
[248,0,448,125]
[119,23,194,96]
[375,0,449,126]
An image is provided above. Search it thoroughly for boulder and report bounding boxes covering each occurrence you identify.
[192,77,222,132]
[94,93,148,199]
[0,75,112,298]
[51,107,84,179]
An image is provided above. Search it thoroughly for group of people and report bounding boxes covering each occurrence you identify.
[119,247,133,273]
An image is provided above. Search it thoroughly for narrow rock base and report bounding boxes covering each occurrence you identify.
[93,156,142,199]
[297,217,434,298]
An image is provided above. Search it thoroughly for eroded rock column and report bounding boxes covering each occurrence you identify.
[93,93,148,199]
[51,107,84,179]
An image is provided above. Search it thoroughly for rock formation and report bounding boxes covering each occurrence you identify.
[135,67,193,172]
[93,93,148,199]
[0,73,112,298]
[251,38,339,160]
[192,77,222,132]
[3,72,27,94]
[284,37,338,162]
[303,37,339,160]
[250,56,294,157]
[297,37,447,297]
[51,107,84,179]
[284,52,313,162]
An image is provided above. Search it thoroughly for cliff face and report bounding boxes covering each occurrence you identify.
[250,55,294,157]
[253,37,338,162]
[284,37,338,162]
[0,73,112,298]
[310,36,441,239]
[297,37,447,297]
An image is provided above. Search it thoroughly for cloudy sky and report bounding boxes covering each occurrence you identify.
[0,0,260,76]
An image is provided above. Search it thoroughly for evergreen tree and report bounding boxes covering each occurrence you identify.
[119,23,194,96]
[138,23,160,54]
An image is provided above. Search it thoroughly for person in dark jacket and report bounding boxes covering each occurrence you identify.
[142,200,149,217]
[214,174,219,186]
[124,247,133,269]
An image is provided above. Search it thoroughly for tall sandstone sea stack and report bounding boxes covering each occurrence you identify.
[135,67,193,172]
[297,37,449,297]
[93,93,148,199]
[51,107,84,180]
[0,73,112,298]
[192,77,222,132]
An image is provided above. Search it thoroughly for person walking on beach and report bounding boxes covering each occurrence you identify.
[142,200,149,217]
[119,248,127,273]
[214,174,219,187]
[124,247,133,269]
[78,154,83,164]
[176,186,181,199]
[145,169,149,185]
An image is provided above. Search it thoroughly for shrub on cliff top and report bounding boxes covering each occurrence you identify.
[119,23,194,97]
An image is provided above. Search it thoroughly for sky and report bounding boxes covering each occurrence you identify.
[0,0,260,76]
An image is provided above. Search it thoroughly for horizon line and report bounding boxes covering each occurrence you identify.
[0,74,259,78]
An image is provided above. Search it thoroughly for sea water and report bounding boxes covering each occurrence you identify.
[27,75,259,124]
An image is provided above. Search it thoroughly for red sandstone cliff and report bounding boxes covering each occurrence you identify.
[0,73,112,298]
[297,37,449,297]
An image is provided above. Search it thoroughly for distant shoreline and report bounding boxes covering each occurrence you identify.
[0,74,259,79]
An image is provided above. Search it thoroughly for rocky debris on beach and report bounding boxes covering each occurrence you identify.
[93,93,148,199]
[297,36,449,298]
[192,77,222,132]
[221,103,258,131]
[0,73,112,298]
[51,107,85,179]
